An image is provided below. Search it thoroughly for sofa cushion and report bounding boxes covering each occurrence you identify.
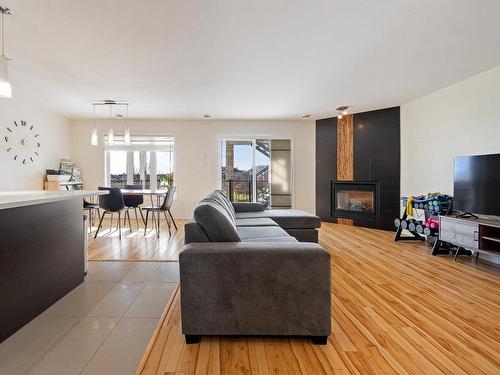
[242,237,298,243]
[236,226,290,240]
[194,200,241,242]
[235,218,278,227]
[184,220,210,243]
[235,209,321,229]
[232,202,266,212]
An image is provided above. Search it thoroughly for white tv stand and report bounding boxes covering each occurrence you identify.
[439,216,500,261]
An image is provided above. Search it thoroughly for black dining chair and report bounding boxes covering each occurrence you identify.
[65,183,99,233]
[83,199,100,232]
[123,184,146,230]
[142,186,177,236]
[94,187,132,239]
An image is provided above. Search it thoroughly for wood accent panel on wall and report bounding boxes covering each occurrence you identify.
[336,115,354,181]
[336,114,354,225]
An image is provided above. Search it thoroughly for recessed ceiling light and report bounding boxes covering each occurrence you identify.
[301,114,311,119]
[203,114,211,119]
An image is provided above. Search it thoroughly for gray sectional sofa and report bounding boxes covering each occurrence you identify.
[179,191,331,345]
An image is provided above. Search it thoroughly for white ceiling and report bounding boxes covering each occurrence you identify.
[3,0,500,119]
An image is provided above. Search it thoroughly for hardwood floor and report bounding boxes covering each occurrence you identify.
[89,220,500,374]
[88,217,187,261]
[128,222,500,374]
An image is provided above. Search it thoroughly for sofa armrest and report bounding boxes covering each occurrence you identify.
[231,202,265,212]
[179,242,331,336]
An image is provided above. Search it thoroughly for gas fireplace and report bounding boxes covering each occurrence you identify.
[331,181,379,221]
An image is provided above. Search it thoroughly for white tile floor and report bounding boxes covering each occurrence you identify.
[0,261,179,375]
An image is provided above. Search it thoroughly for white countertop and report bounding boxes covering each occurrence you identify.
[0,190,107,210]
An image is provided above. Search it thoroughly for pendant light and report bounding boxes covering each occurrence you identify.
[108,128,114,145]
[90,103,98,146]
[91,128,98,146]
[0,5,13,99]
[124,103,131,145]
[124,128,131,145]
[107,102,114,145]
[91,100,129,145]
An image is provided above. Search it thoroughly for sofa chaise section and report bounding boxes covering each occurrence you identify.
[232,202,321,243]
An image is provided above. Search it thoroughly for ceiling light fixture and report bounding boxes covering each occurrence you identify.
[91,100,130,146]
[336,106,349,119]
[90,103,98,146]
[203,114,211,119]
[91,128,98,146]
[107,128,114,146]
[123,103,130,146]
[301,114,311,119]
[107,102,114,145]
[0,5,13,99]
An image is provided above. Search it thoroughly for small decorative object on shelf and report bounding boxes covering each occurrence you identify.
[59,159,81,181]
[44,160,84,191]
[394,193,453,255]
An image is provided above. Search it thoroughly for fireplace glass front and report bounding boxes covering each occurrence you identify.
[332,181,378,221]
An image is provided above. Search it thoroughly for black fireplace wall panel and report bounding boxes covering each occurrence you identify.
[316,107,400,231]
[315,117,337,222]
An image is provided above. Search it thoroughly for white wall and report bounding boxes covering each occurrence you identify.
[402,65,500,264]
[401,65,500,196]
[71,119,315,218]
[0,98,72,190]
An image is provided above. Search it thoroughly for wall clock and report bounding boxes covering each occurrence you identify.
[3,120,41,164]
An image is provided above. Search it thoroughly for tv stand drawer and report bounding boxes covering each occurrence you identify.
[439,216,479,250]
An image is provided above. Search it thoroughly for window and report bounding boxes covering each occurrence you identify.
[219,138,292,209]
[104,135,175,190]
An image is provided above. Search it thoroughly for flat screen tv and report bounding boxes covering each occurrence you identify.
[453,153,500,216]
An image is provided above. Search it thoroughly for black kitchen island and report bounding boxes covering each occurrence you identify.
[0,190,104,343]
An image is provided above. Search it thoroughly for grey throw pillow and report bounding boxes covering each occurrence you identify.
[202,195,236,226]
[194,201,241,242]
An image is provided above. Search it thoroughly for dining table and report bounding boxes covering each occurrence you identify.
[121,189,169,238]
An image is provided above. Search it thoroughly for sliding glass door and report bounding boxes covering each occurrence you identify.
[219,138,291,209]
[255,140,271,207]
[220,140,254,202]
[269,140,292,209]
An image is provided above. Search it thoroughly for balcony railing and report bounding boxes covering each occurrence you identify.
[223,179,270,208]
[223,179,252,202]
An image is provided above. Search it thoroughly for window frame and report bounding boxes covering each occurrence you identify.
[103,135,177,191]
